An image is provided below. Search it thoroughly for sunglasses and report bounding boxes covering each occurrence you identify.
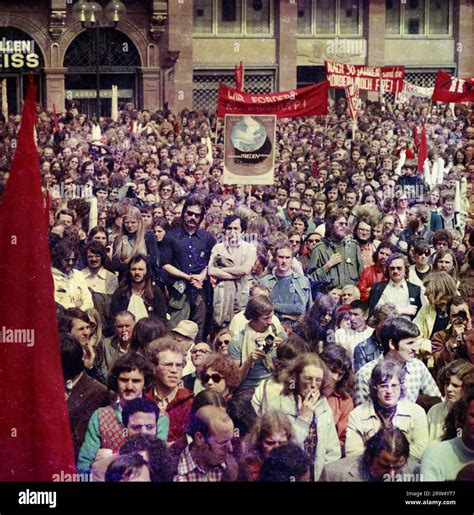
[218,339,230,347]
[389,266,404,271]
[416,251,431,257]
[191,348,211,355]
[186,211,201,219]
[202,373,223,384]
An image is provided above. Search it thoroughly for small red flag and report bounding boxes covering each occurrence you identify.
[0,79,76,480]
[413,125,419,148]
[312,162,318,178]
[235,61,244,91]
[417,121,427,174]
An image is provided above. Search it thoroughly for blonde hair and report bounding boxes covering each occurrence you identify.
[114,206,147,264]
[423,271,458,306]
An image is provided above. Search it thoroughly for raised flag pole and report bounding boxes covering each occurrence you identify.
[1,78,8,120]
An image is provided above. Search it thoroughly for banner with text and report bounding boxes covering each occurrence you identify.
[223,114,276,185]
[217,82,328,119]
[325,61,405,93]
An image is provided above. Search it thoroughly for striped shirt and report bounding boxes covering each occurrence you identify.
[354,354,442,406]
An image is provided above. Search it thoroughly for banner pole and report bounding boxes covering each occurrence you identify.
[214,117,219,145]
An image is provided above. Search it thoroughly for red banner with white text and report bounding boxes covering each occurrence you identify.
[217,81,329,119]
[325,61,405,93]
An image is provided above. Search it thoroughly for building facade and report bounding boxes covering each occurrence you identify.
[0,0,472,115]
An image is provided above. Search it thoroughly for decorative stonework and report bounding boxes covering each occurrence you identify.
[49,9,66,40]
[150,2,168,41]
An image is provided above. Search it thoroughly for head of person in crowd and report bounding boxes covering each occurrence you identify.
[432,229,453,254]
[354,217,374,245]
[321,344,354,399]
[152,217,168,243]
[114,206,147,263]
[122,397,160,438]
[411,240,431,271]
[223,214,246,247]
[369,360,406,411]
[441,390,474,447]
[112,311,136,349]
[258,443,311,482]
[406,204,429,233]
[302,294,337,349]
[51,240,79,275]
[188,405,235,468]
[221,196,236,216]
[107,352,155,407]
[198,353,241,399]
[191,389,228,415]
[84,240,109,273]
[433,249,459,282]
[105,453,150,482]
[379,317,420,363]
[367,303,399,337]
[348,300,369,332]
[361,427,410,482]
[326,209,349,242]
[170,320,199,357]
[213,328,232,355]
[245,411,296,469]
[423,271,458,312]
[273,242,295,277]
[181,195,205,233]
[147,337,184,396]
[88,226,109,248]
[58,307,91,347]
[60,333,87,383]
[244,294,275,334]
[381,213,397,240]
[282,352,333,401]
[341,285,361,306]
[437,360,474,406]
[305,231,323,254]
[189,341,213,370]
[118,254,155,300]
[386,253,410,285]
[118,433,174,482]
[128,317,167,356]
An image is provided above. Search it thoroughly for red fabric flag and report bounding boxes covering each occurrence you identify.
[312,162,318,178]
[432,70,474,103]
[0,79,76,480]
[218,81,329,119]
[413,125,419,148]
[417,121,427,174]
[235,61,244,91]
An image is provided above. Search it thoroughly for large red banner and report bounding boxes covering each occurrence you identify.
[217,81,329,119]
[432,70,474,103]
[325,61,405,93]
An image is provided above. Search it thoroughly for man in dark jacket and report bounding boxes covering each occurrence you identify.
[368,253,422,319]
[109,255,167,331]
[60,333,110,459]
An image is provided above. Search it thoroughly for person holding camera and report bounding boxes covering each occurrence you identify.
[228,295,286,393]
[431,298,473,376]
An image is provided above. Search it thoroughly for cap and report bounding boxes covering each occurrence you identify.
[171,320,199,341]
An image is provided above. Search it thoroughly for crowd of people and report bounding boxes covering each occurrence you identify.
[1,93,474,483]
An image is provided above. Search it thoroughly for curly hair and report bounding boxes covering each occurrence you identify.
[437,360,474,396]
[281,353,334,398]
[197,353,242,391]
[107,352,155,394]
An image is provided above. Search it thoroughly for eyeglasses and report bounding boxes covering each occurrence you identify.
[218,339,230,347]
[389,266,404,271]
[307,238,320,243]
[416,250,431,257]
[202,373,223,384]
[287,207,299,212]
[161,187,173,192]
[335,221,348,227]
[185,211,201,219]
[191,348,211,355]
[377,383,401,391]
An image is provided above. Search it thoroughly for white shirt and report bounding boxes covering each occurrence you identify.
[335,326,374,364]
[379,279,410,310]
[80,267,118,295]
[127,293,149,322]
[52,267,94,310]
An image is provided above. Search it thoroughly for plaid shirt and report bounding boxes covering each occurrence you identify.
[173,445,226,482]
[354,355,442,406]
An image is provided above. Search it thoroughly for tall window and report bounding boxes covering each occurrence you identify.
[193,0,273,36]
[385,0,451,36]
[297,0,363,36]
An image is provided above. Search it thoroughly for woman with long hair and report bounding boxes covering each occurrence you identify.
[262,352,341,480]
[346,360,429,460]
[111,205,159,281]
[297,294,337,353]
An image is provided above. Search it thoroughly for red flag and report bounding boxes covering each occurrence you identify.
[432,70,474,103]
[312,162,318,178]
[235,61,244,91]
[52,103,59,133]
[417,121,427,174]
[0,79,76,480]
[346,80,360,123]
[414,125,419,148]
[218,81,329,119]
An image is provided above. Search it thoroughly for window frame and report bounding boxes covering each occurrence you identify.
[296,0,364,38]
[385,0,453,39]
[193,0,275,38]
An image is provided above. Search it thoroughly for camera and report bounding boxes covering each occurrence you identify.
[455,311,468,322]
[259,334,275,355]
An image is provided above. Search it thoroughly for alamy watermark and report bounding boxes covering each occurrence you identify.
[0,326,35,347]
[326,38,367,58]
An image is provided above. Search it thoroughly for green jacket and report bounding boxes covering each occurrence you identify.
[308,237,363,288]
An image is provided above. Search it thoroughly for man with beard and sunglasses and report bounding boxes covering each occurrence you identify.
[161,196,216,341]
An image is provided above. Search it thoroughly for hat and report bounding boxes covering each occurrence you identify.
[171,320,199,341]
